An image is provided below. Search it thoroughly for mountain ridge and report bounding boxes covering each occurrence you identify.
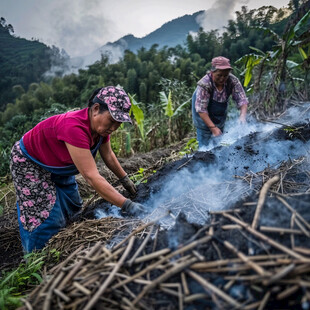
[71,11,204,68]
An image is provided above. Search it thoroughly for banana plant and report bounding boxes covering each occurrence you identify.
[237,9,310,111]
[159,90,191,143]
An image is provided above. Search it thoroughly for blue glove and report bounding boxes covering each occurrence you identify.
[122,199,147,216]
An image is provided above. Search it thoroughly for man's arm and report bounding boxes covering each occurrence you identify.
[198,112,222,136]
[239,104,247,123]
[65,142,126,207]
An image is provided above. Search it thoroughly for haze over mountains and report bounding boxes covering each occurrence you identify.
[69,11,204,70]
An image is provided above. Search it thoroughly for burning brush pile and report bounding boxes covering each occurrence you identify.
[18,104,310,309]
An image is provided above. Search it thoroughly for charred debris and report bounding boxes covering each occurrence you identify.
[4,107,310,309]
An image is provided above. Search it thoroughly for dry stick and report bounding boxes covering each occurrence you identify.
[277,196,310,230]
[221,239,270,276]
[114,215,167,251]
[263,263,296,286]
[222,213,310,261]
[181,272,190,296]
[294,218,310,237]
[252,175,280,229]
[112,235,212,290]
[133,248,171,264]
[191,254,287,270]
[291,213,296,249]
[84,236,135,310]
[58,242,102,291]
[30,245,85,306]
[277,284,300,300]
[72,282,91,296]
[127,225,154,266]
[260,226,303,235]
[43,271,66,310]
[293,247,310,256]
[132,256,198,306]
[187,270,242,308]
[258,291,271,310]
[184,293,208,303]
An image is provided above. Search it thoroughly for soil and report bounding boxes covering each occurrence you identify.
[1,115,310,309]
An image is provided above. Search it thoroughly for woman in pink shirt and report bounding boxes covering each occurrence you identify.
[10,86,145,252]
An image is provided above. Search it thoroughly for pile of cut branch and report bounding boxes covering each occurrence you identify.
[20,157,310,309]
[22,196,310,309]
[45,217,143,262]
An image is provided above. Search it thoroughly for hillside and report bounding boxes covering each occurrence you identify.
[0,20,57,109]
[72,11,203,68]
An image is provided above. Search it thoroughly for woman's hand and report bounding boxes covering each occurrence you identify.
[122,199,147,216]
[119,175,137,195]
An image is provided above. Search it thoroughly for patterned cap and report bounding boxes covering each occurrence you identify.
[95,86,132,124]
[211,56,232,71]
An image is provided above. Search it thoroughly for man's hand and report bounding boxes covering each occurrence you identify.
[238,115,247,124]
[210,126,222,137]
[122,199,147,216]
[119,175,137,195]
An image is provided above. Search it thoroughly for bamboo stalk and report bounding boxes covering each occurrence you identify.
[277,284,299,300]
[133,248,171,264]
[112,235,211,290]
[127,225,154,266]
[263,263,296,285]
[53,289,70,302]
[277,196,310,230]
[58,242,102,291]
[260,226,303,235]
[252,175,280,229]
[184,294,208,303]
[223,213,310,261]
[187,270,242,307]
[293,247,310,256]
[222,240,270,276]
[181,272,190,296]
[221,224,242,230]
[84,236,135,310]
[114,215,167,250]
[72,282,91,296]
[132,257,198,305]
[43,271,66,310]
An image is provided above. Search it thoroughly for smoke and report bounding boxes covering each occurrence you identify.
[195,0,249,33]
[142,103,310,229]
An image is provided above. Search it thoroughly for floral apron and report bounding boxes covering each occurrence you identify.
[10,137,102,252]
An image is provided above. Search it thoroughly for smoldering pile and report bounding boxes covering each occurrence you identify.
[20,155,310,310]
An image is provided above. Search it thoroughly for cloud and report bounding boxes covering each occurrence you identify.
[196,0,249,32]
[46,0,119,57]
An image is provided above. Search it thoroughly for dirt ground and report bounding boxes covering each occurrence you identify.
[0,139,188,271]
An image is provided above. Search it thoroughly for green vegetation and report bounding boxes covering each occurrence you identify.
[0,17,67,110]
[0,252,45,309]
[0,3,309,180]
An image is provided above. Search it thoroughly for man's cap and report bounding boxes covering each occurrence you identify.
[94,86,132,124]
[211,56,232,71]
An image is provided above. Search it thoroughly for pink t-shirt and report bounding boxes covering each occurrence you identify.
[23,108,110,166]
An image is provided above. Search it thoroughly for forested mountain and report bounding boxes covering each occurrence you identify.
[0,18,66,110]
[72,11,203,68]
[0,3,309,177]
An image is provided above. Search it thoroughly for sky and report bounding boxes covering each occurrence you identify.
[1,0,290,57]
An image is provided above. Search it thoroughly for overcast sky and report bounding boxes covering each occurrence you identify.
[1,0,290,57]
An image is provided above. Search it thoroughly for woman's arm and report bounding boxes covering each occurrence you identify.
[65,142,126,207]
[99,140,127,179]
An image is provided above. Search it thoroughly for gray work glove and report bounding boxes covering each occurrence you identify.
[122,199,147,216]
[119,175,137,195]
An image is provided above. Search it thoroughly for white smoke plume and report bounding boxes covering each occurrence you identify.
[195,0,249,33]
